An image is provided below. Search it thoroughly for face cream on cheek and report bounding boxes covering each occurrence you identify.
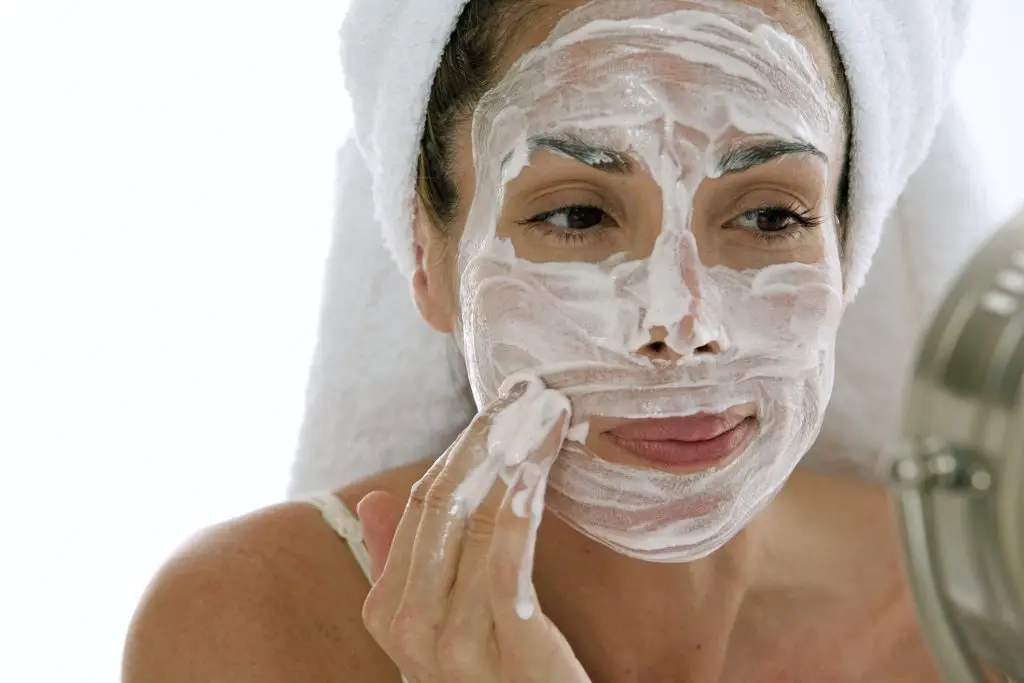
[454,0,845,562]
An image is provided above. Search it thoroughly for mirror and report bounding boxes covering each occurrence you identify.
[889,206,1024,681]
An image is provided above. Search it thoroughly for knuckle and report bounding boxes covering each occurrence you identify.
[389,608,436,667]
[423,475,458,513]
[436,624,482,679]
[468,409,497,437]
[408,476,431,507]
[360,587,392,642]
[465,509,498,541]
[414,453,448,495]
[446,413,492,458]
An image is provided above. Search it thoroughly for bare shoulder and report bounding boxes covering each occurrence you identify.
[122,461,431,683]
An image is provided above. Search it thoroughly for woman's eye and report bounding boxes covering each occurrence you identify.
[523,205,610,231]
[728,206,823,236]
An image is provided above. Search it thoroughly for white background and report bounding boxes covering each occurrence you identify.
[0,1,1020,681]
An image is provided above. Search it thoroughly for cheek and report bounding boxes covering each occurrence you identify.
[691,222,835,271]
[717,267,844,356]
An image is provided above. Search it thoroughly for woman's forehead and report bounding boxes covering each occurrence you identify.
[495,0,837,91]
[477,0,840,170]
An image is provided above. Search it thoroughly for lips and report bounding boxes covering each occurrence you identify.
[603,412,757,470]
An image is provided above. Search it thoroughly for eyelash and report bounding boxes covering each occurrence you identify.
[517,203,825,244]
[516,205,614,243]
[737,203,826,243]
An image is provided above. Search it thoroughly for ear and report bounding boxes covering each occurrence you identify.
[411,201,456,334]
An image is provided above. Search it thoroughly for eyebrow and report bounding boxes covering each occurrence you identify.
[505,133,825,177]
[523,133,634,174]
[716,138,828,175]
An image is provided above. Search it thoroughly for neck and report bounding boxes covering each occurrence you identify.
[531,470,868,682]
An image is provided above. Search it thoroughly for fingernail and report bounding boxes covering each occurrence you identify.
[499,377,531,401]
[543,393,572,439]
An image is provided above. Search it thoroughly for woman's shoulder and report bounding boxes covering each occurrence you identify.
[122,461,430,683]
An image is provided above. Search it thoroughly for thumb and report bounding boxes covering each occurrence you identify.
[357,490,404,582]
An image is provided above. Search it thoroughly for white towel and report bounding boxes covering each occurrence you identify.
[802,108,997,482]
[289,0,993,497]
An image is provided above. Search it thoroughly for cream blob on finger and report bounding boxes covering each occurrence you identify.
[454,0,845,562]
[487,372,570,469]
[451,371,569,527]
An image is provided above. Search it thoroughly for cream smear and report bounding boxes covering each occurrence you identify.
[451,373,568,619]
[453,0,845,571]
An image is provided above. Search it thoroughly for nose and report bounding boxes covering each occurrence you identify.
[636,320,721,362]
[637,208,725,361]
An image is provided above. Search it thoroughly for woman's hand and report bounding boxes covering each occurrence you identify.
[357,379,592,683]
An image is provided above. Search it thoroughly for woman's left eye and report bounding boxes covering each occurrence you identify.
[728,205,824,239]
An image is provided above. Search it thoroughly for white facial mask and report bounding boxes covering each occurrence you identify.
[454,0,845,562]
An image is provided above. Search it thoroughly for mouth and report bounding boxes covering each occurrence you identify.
[602,412,757,472]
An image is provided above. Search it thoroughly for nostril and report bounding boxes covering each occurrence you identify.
[697,340,724,354]
[645,341,717,356]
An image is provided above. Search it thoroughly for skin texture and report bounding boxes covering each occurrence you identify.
[121,1,1006,682]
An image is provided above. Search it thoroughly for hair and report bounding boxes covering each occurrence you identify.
[416,0,531,229]
[416,0,851,239]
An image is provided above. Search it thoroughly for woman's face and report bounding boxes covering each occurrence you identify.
[413,0,851,561]
[415,0,848,326]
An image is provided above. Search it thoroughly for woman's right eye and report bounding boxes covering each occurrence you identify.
[519,205,612,234]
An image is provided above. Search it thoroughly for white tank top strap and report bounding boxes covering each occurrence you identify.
[304,492,413,683]
[304,491,374,583]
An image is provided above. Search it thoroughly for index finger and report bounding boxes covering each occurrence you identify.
[446,374,562,516]
[414,374,542,531]
[377,375,535,574]
[382,378,549,631]
[363,377,541,632]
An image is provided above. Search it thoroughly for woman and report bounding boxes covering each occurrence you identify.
[123,0,999,681]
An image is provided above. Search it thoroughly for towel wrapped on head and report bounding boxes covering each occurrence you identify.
[290,0,996,496]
